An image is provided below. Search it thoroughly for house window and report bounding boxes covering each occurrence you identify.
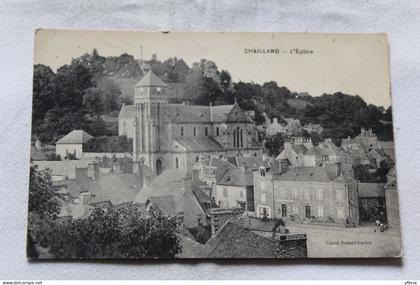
[175,157,179,169]
[205,126,208,136]
[305,191,310,201]
[317,189,323,200]
[196,156,199,163]
[260,168,266,177]
[193,126,197,136]
[261,193,266,203]
[240,190,244,198]
[180,126,184,136]
[336,190,343,202]
[317,206,324,217]
[223,188,228,197]
[216,127,220,136]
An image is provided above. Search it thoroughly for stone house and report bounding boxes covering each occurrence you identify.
[55,130,93,160]
[253,163,359,226]
[266,117,287,136]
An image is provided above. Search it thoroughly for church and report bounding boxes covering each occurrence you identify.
[118,70,263,175]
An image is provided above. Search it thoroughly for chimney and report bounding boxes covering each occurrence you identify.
[35,139,42,150]
[80,192,91,206]
[88,162,100,181]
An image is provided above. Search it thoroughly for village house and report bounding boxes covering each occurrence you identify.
[253,162,360,226]
[133,169,207,228]
[303,122,323,134]
[118,70,263,176]
[55,130,93,160]
[266,117,288,136]
[357,182,386,223]
[276,138,312,167]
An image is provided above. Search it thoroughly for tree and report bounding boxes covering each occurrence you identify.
[28,166,61,218]
[264,133,284,157]
[29,204,181,259]
[83,87,104,120]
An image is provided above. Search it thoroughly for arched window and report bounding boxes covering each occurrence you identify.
[175,157,179,169]
[233,129,236,147]
[205,126,208,136]
[216,127,220,136]
[236,127,240,148]
[180,126,184,136]
[193,126,197,136]
[240,129,243,147]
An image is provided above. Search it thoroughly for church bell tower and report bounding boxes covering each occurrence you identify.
[132,70,169,173]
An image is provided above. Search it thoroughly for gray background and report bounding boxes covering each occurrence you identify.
[0,0,419,279]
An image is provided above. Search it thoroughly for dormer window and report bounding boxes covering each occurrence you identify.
[260,167,266,177]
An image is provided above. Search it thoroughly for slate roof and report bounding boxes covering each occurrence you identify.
[133,169,205,224]
[202,221,287,258]
[134,70,169,88]
[55,173,142,205]
[305,146,325,156]
[217,167,253,186]
[175,136,224,152]
[293,144,308,154]
[118,105,135,119]
[118,102,254,124]
[56,130,93,144]
[34,160,94,179]
[358,183,385,198]
[275,166,340,183]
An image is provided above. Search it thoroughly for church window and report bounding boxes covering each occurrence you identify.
[180,126,184,136]
[175,157,179,169]
[236,127,240,148]
[205,126,208,136]
[240,129,243,147]
[216,127,220,136]
[196,156,199,163]
[193,126,197,136]
[233,129,236,147]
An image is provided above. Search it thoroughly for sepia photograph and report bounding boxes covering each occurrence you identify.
[27,30,401,259]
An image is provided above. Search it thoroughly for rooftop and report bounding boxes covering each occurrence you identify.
[134,70,169,88]
[56,130,93,144]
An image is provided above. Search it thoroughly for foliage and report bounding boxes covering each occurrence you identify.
[28,204,181,259]
[28,166,61,218]
[264,133,285,157]
[83,136,133,152]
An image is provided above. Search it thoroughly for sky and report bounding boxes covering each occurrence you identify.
[34,30,391,107]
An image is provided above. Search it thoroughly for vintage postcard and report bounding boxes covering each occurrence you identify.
[28,30,401,259]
